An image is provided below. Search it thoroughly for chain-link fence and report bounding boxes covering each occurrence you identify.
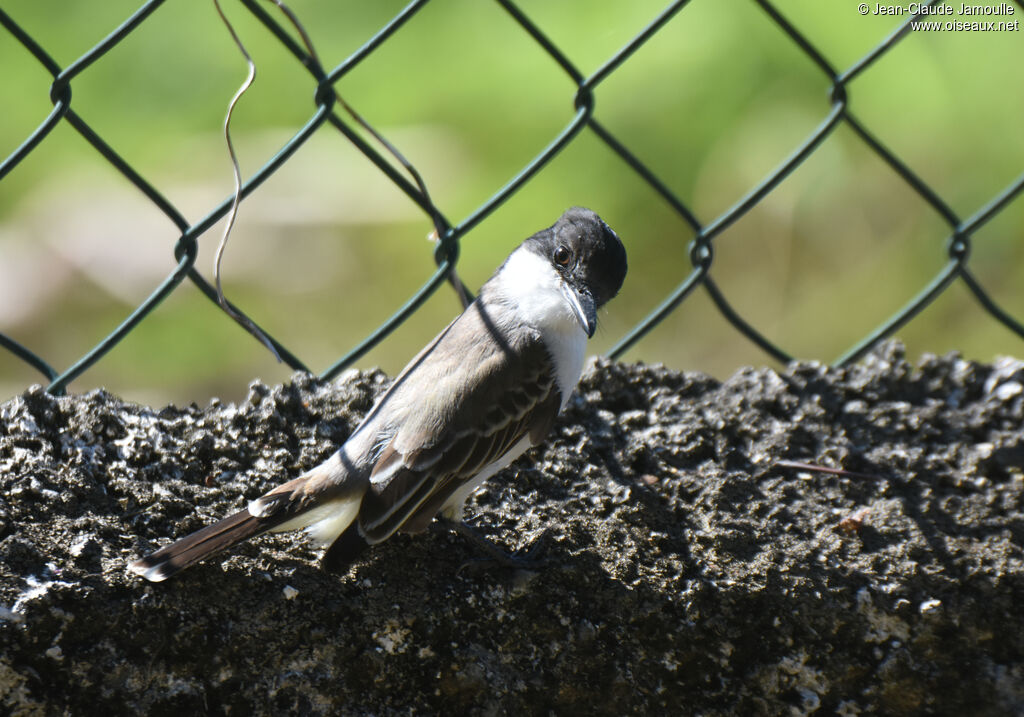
[2,0,1023,399]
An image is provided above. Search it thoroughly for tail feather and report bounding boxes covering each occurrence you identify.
[129,510,270,582]
[130,451,368,582]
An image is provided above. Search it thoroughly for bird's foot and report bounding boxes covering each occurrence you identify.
[437,518,550,572]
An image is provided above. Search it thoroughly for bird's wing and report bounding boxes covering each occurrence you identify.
[357,301,563,543]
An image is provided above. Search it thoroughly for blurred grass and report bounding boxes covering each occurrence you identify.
[1,0,1022,405]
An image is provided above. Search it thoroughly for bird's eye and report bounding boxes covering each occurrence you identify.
[554,245,572,266]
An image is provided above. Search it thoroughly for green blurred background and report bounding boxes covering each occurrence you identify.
[1,0,1022,405]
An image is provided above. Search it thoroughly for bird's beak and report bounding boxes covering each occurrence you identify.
[561,282,597,338]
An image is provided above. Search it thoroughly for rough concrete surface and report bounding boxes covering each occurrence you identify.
[1,342,1022,716]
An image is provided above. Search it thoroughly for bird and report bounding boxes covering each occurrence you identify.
[129,207,627,582]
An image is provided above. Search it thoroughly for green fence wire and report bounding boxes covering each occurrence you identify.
[2,0,1023,396]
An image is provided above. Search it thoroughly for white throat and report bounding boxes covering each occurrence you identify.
[490,248,588,406]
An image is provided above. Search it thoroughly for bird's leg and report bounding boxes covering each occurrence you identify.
[320,526,369,574]
[435,517,550,571]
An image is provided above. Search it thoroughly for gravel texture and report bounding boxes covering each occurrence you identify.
[1,342,1023,715]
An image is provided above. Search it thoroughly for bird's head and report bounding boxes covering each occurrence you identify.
[521,207,627,338]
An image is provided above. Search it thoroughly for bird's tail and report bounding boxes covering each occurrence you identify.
[128,509,270,582]
[129,450,365,582]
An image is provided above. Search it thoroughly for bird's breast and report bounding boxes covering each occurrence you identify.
[544,323,587,409]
